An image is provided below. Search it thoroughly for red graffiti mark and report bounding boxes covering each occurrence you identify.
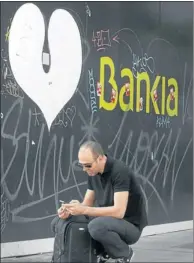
[112,35,119,43]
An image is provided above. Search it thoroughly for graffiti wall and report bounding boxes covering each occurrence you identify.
[1,1,193,243]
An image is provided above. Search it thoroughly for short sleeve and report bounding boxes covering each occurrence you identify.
[87,176,93,190]
[112,169,131,192]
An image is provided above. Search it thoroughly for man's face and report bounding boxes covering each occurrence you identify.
[78,149,101,176]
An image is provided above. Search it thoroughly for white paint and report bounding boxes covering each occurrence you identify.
[31,140,35,145]
[141,220,193,237]
[9,3,82,130]
[1,237,54,258]
[1,112,3,119]
[4,67,7,79]
[1,220,193,258]
[42,52,50,66]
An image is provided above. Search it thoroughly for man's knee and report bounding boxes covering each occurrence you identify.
[88,217,108,239]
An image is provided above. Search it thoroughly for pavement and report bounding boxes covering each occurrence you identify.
[1,230,193,262]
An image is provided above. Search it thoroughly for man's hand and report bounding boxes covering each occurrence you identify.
[57,207,71,219]
[57,199,82,219]
[69,200,80,204]
[62,203,87,216]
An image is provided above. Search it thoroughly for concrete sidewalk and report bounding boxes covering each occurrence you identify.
[1,230,193,262]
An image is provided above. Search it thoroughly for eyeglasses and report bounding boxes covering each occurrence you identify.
[78,156,99,169]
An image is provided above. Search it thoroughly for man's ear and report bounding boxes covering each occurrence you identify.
[98,155,104,161]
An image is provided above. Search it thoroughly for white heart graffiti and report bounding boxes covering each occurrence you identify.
[9,3,82,130]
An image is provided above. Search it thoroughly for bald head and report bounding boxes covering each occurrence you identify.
[79,141,104,158]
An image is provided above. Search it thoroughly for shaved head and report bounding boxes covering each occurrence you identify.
[79,141,104,158]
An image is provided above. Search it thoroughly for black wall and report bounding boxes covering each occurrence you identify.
[1,1,193,243]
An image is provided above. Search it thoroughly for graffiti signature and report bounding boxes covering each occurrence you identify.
[132,52,155,78]
[2,80,24,99]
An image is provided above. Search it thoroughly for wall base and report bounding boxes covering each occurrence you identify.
[1,220,193,258]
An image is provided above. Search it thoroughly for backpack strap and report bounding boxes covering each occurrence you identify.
[51,215,61,233]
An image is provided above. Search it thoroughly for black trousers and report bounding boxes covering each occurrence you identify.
[88,216,142,259]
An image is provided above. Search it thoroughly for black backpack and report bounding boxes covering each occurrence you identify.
[51,215,98,262]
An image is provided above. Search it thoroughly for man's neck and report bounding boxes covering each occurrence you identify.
[99,155,107,174]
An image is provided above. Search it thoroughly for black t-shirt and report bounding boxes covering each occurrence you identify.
[87,155,148,231]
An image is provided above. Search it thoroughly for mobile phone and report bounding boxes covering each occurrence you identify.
[59,200,68,211]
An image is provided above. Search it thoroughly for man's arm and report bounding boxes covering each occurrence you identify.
[84,191,129,219]
[64,170,130,218]
[81,189,95,207]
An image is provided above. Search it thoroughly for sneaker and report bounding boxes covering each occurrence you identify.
[97,253,110,263]
[115,247,134,263]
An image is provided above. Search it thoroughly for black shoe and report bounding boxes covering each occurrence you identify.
[115,247,134,263]
[97,253,110,263]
